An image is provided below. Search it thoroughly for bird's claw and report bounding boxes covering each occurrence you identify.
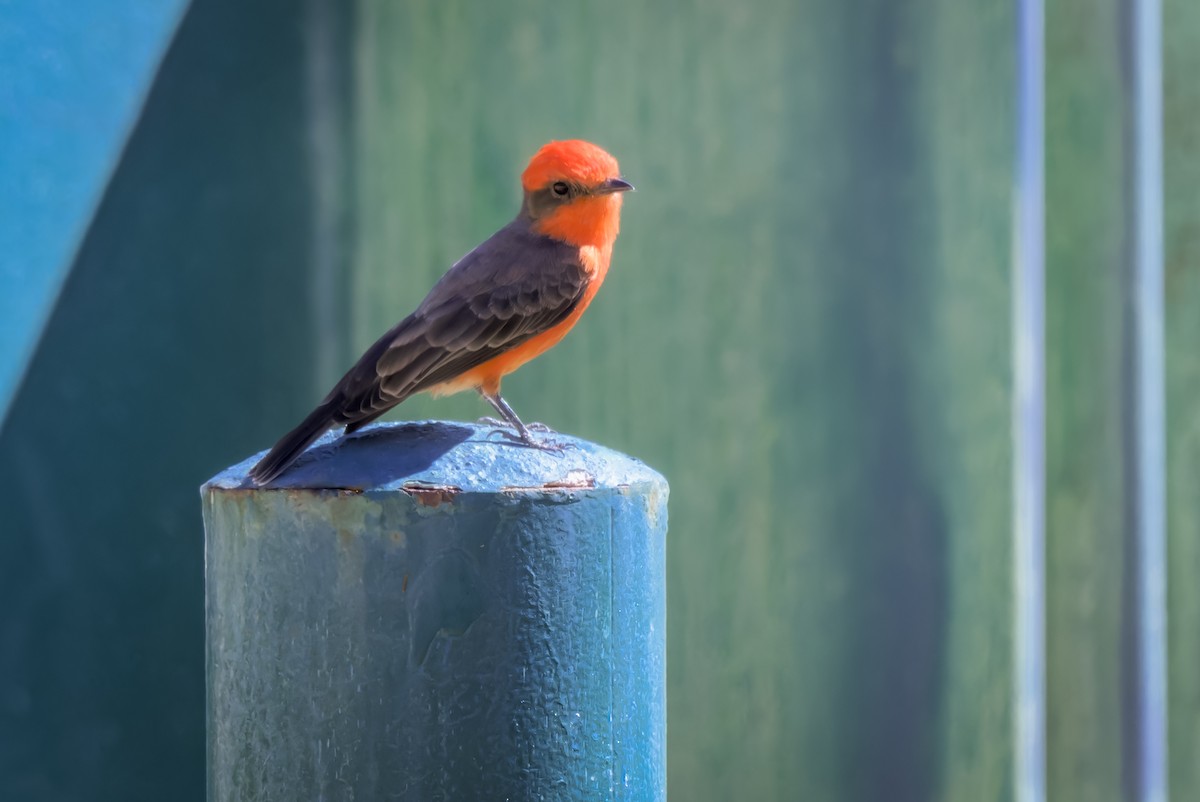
[483,427,515,443]
[477,416,554,434]
[481,426,570,453]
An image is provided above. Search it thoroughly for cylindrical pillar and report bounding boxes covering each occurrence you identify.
[201,421,668,802]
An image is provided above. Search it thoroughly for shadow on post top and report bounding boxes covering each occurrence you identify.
[204,420,667,495]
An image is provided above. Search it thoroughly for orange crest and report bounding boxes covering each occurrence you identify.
[521,140,620,191]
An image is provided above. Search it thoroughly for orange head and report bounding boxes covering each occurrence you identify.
[520,140,633,248]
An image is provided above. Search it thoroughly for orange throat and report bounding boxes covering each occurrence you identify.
[533,194,623,250]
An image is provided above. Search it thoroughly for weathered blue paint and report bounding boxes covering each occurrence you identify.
[0,0,188,420]
[202,421,668,801]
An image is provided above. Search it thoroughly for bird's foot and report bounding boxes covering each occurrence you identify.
[477,417,553,433]
[483,427,572,453]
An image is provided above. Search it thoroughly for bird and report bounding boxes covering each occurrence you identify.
[249,139,633,485]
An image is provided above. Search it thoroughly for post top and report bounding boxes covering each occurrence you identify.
[204,421,666,494]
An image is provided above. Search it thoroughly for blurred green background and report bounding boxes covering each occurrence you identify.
[1,0,1197,800]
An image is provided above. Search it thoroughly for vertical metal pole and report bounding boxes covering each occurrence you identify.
[1132,0,1168,797]
[1014,0,1046,799]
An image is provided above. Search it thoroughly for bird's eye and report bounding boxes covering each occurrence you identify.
[551,181,570,198]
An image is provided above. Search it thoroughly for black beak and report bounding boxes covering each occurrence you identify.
[597,177,635,194]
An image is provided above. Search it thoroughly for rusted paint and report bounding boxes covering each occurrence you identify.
[503,468,597,492]
[401,482,461,507]
[542,469,596,489]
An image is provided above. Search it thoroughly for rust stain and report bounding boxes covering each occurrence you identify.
[502,469,597,493]
[541,469,596,489]
[402,482,461,508]
[402,574,409,593]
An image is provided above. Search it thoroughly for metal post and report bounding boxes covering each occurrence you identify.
[1130,0,1167,797]
[1014,0,1046,799]
[201,421,668,802]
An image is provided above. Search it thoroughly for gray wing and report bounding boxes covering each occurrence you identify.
[327,218,589,430]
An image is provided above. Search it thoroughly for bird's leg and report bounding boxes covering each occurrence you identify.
[476,389,518,433]
[479,390,556,432]
[478,390,563,450]
[481,392,534,442]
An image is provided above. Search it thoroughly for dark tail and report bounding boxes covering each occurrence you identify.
[249,403,337,485]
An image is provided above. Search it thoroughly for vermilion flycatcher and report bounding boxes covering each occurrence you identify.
[250,139,632,484]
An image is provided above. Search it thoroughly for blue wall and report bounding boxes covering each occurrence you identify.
[0,1,188,418]
[0,1,348,797]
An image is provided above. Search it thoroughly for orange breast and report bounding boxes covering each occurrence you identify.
[426,244,610,397]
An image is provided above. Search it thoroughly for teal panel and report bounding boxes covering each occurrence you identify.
[0,0,353,798]
[1165,0,1200,795]
[0,0,189,420]
[1045,3,1129,799]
